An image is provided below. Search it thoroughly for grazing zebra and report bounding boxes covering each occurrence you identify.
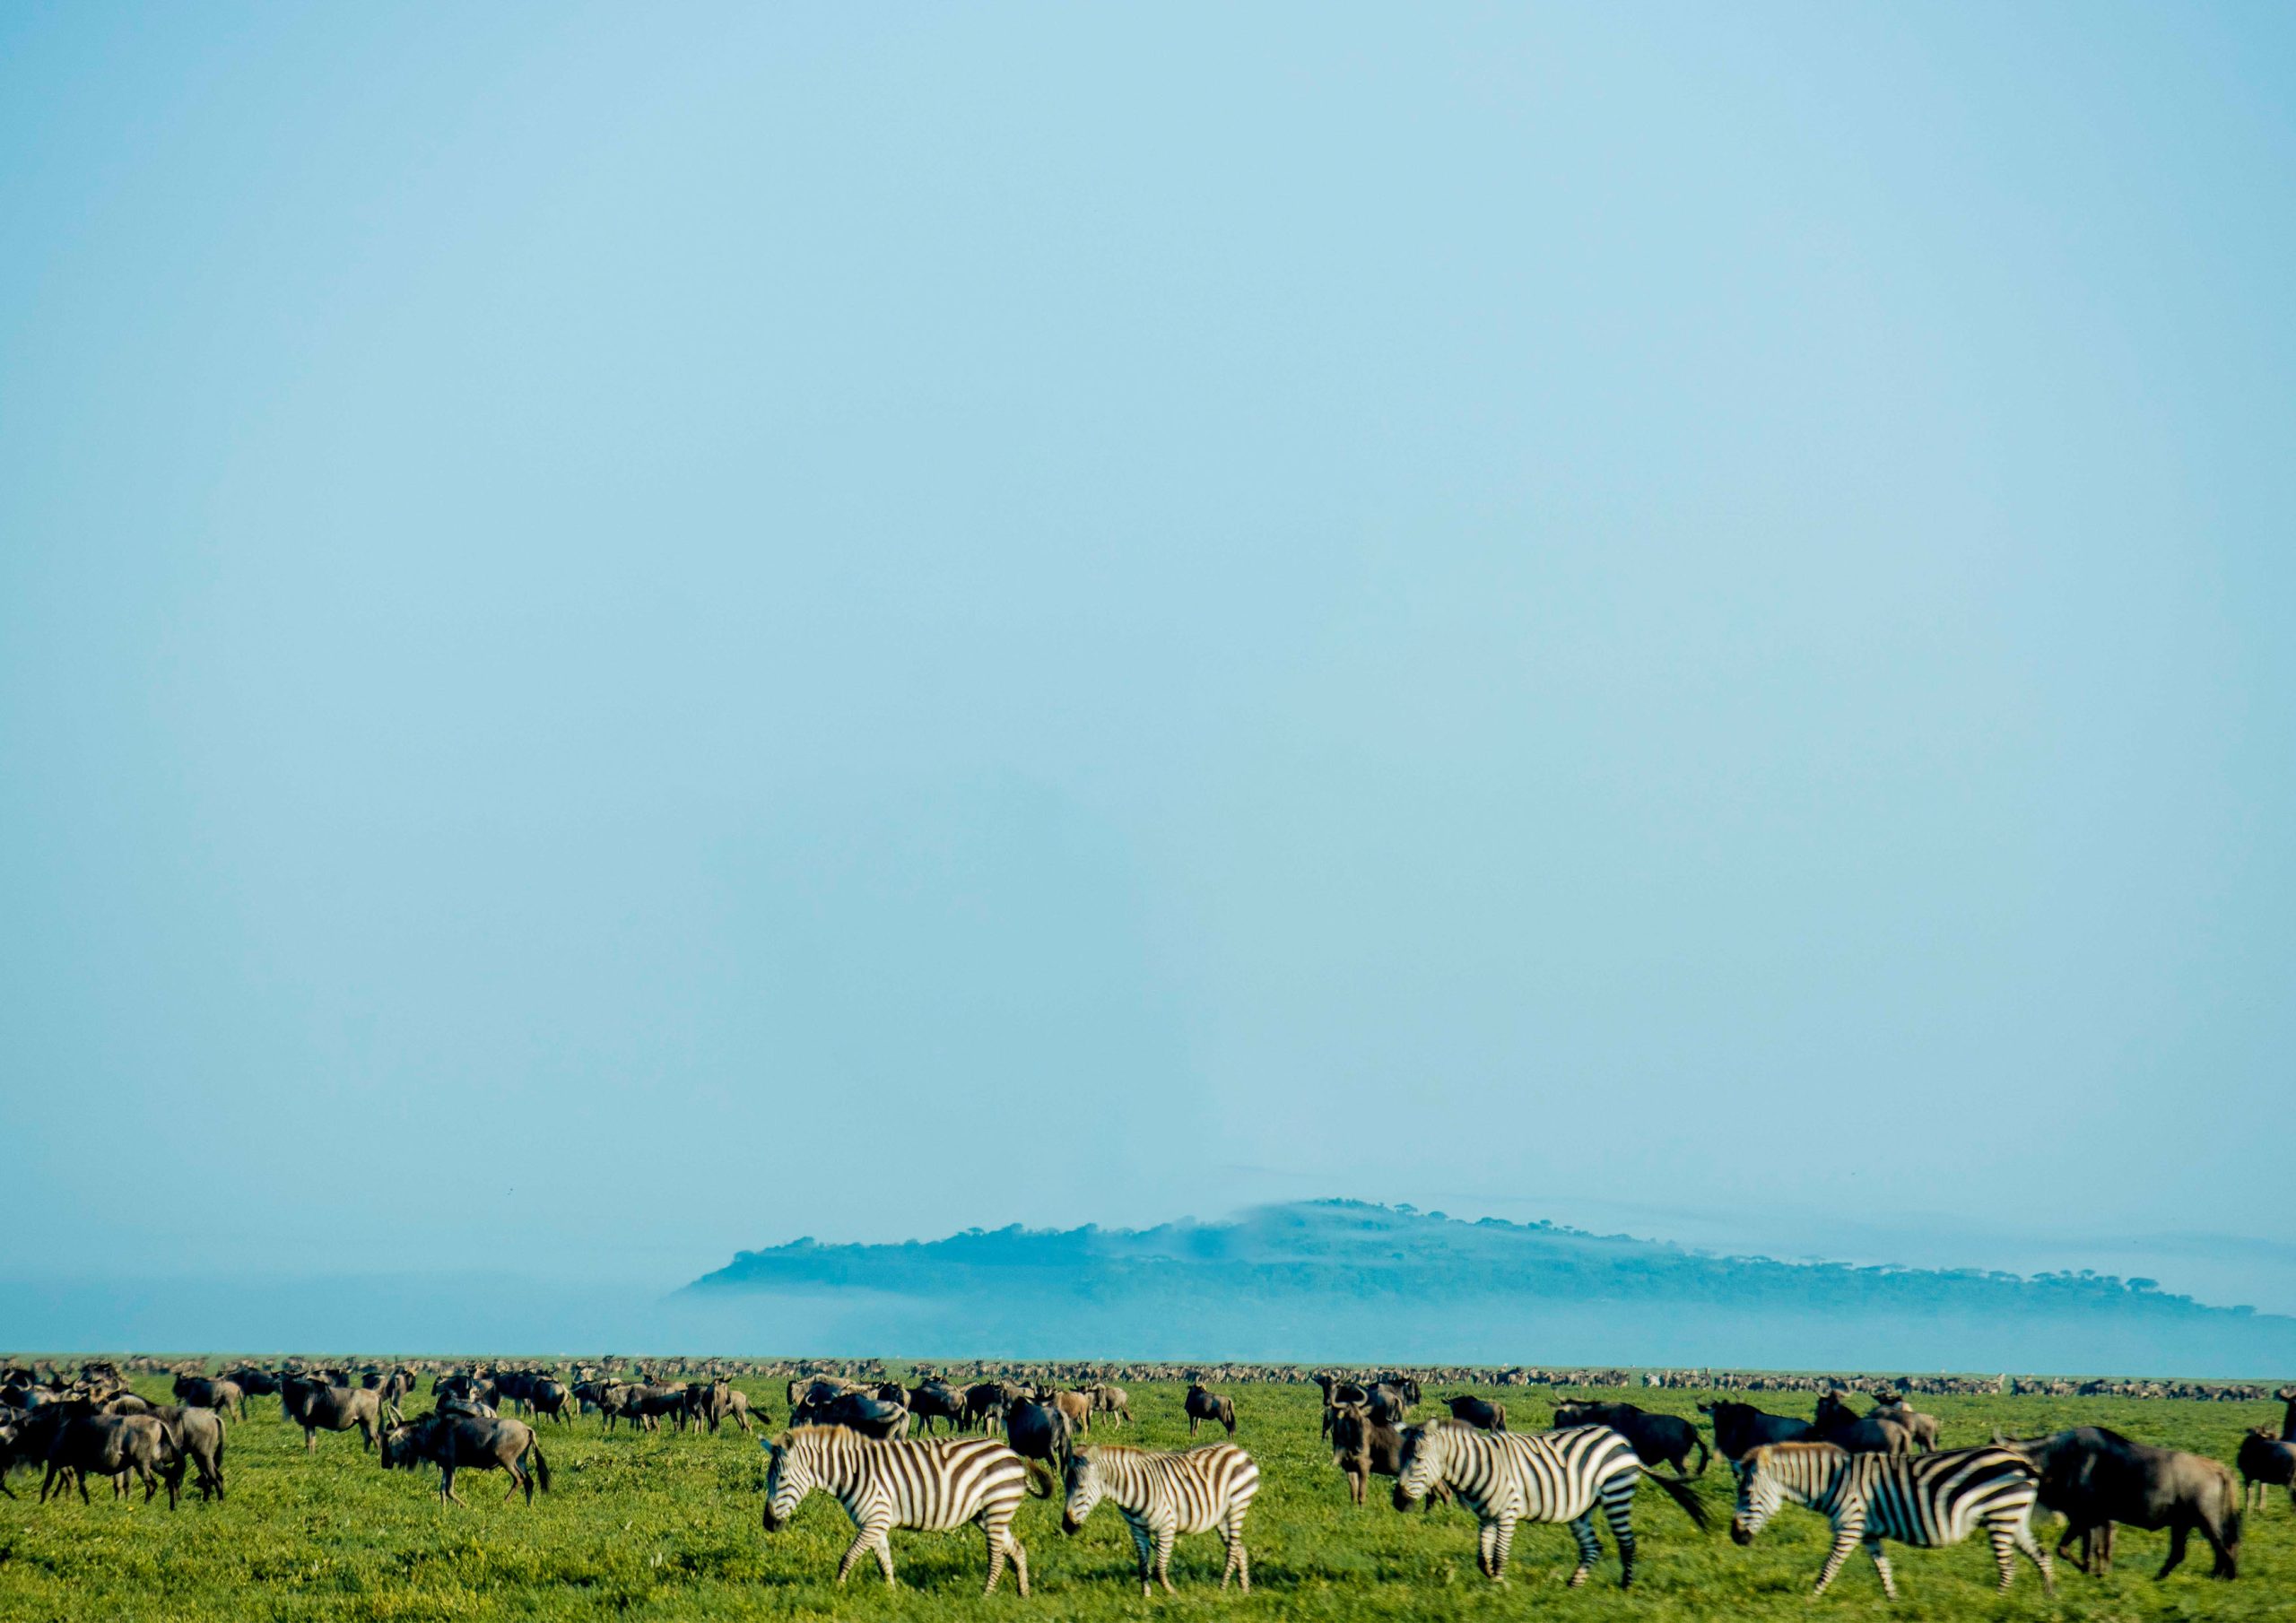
[760,1426,1053,1594]
[1729,1440,2053,1598]
[1393,1420,1708,1588]
[1061,1443,1260,1594]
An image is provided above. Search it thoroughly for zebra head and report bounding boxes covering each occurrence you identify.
[1392,1422,1446,1512]
[1729,1447,1787,1545]
[1059,1447,1103,1534]
[760,1433,814,1531]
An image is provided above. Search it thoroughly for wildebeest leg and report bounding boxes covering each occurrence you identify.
[2197,1512,2237,1579]
[304,1426,317,1454]
[2158,1522,2188,1579]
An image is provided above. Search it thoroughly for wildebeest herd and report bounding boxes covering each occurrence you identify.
[4,1357,2292,1601]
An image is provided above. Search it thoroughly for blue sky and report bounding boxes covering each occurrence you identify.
[4,4,2292,1321]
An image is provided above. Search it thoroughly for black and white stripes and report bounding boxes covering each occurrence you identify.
[1392,1419,1709,1588]
[1061,1442,1261,1594]
[1730,1440,2054,1597]
[761,1426,1050,1594]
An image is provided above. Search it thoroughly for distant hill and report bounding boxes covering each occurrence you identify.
[685,1200,2296,1376]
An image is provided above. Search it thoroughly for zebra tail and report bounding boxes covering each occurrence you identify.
[1643,1466,1710,1529]
[1023,1461,1057,1499]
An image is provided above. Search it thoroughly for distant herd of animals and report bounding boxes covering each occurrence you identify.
[4,1355,2294,1601]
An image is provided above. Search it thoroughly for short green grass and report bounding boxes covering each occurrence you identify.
[0,1377,2286,1621]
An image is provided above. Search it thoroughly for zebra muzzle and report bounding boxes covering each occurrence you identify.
[1729,1521,1753,1546]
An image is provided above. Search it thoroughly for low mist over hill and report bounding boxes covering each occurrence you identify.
[688,1200,2296,1376]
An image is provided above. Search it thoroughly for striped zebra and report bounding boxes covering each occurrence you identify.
[760,1426,1053,1593]
[1394,1420,1709,1588]
[1060,1443,1261,1594]
[1730,1440,2054,1598]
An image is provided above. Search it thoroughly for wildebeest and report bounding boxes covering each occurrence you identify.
[40,1412,178,1507]
[170,1375,245,1421]
[1993,1426,2242,1578]
[382,1411,552,1506]
[907,1379,966,1435]
[151,1403,226,1502]
[793,1391,910,1440]
[1700,1398,1815,1461]
[1867,1393,1942,1451]
[1443,1394,1508,1430]
[281,1376,386,1453]
[963,1381,1023,1433]
[225,1366,280,1399]
[1002,1398,1074,1469]
[2236,1428,2295,1511]
[1045,1388,1092,1435]
[1087,1384,1131,1426]
[1553,1399,1707,1477]
[1326,1402,1447,1508]
[1813,1391,1914,1454]
[1363,1382,1414,1425]
[1185,1383,1236,1436]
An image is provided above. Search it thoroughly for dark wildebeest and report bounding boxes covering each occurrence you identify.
[1813,1392,1913,1454]
[1327,1403,1446,1508]
[1552,1399,1708,1477]
[525,1377,574,1425]
[171,1376,245,1422]
[1994,1426,2242,1578]
[1003,1398,1074,1469]
[1363,1383,1415,1426]
[907,1379,966,1436]
[794,1391,910,1440]
[1700,1399,1814,1462]
[963,1381,1022,1433]
[1185,1383,1235,1437]
[40,1413,178,1507]
[2236,1428,2295,1511]
[1087,1384,1131,1427]
[281,1376,386,1453]
[225,1366,280,1400]
[383,1411,552,1506]
[1443,1395,1508,1431]
[152,1403,226,1502]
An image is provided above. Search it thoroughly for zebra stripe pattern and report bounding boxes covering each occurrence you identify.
[761,1426,1048,1593]
[1061,1443,1261,1594]
[1395,1421,1700,1588]
[1730,1440,2055,1598]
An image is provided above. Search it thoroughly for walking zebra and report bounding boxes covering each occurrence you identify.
[760,1426,1053,1594]
[1729,1440,2054,1598]
[1061,1443,1261,1595]
[1393,1420,1708,1588]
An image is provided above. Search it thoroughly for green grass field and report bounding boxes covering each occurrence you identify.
[0,1376,2286,1622]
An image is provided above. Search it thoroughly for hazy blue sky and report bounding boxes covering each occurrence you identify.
[4,4,2292,1318]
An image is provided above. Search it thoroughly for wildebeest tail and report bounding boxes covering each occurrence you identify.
[1690,1435,1710,1478]
[529,1438,552,1493]
[1023,1461,1056,1498]
[1642,1465,1710,1529]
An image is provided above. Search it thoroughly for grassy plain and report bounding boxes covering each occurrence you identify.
[0,1376,2287,1622]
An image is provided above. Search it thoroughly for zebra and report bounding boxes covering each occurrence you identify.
[760,1426,1053,1594]
[1393,1420,1708,1588]
[1060,1442,1260,1594]
[1729,1440,2054,1599]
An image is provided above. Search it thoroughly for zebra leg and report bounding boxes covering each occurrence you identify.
[1490,1514,1518,1583]
[1007,1531,1031,1599]
[1566,1513,1601,1588]
[1813,1526,1861,1595]
[1602,1483,1638,1588]
[1154,1523,1177,1594]
[1864,1536,1897,1601]
[1476,1517,1500,1579]
[1127,1517,1157,1595]
[1219,1507,1250,1593]
[2009,1519,2055,1595]
[982,1521,1009,1596]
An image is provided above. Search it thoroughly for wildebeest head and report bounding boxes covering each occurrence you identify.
[378,1419,430,1471]
[1552,1398,1594,1428]
[1060,1448,1105,1535]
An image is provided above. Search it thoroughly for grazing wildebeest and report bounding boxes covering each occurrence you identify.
[1553,1399,1708,1477]
[40,1413,178,1507]
[1363,1382,1415,1425]
[152,1404,226,1502]
[794,1392,910,1440]
[225,1366,280,1400]
[1443,1395,1508,1431]
[281,1376,386,1453]
[1045,1388,1092,1435]
[1994,1426,2241,1578]
[1088,1384,1131,1427]
[906,1379,965,1436]
[1327,1402,1447,1508]
[1813,1392,1913,1454]
[171,1376,245,1422]
[1867,1393,1941,1451]
[1184,1383,1235,1437]
[1700,1399,1815,1461]
[2237,1428,2295,1511]
[383,1411,552,1506]
[1002,1398,1074,1469]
